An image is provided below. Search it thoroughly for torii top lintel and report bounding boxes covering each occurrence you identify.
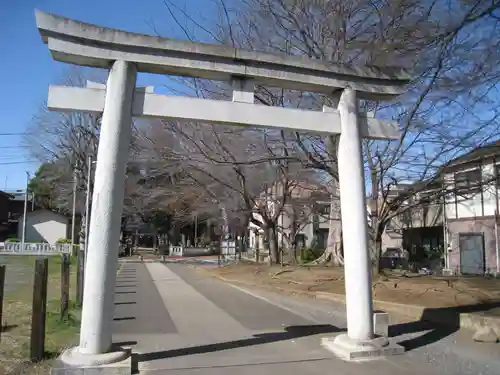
[35,10,412,100]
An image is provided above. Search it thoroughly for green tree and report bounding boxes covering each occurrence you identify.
[28,162,63,210]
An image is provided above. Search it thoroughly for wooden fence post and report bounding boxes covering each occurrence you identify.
[76,250,85,307]
[60,254,70,319]
[30,258,48,362]
[0,265,5,342]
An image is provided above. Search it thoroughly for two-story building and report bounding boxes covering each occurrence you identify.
[248,182,333,254]
[247,140,500,275]
[378,139,500,276]
[443,141,500,275]
[381,182,445,266]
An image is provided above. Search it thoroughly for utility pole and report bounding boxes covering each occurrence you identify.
[71,164,78,248]
[21,172,29,248]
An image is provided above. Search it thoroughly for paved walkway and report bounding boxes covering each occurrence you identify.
[113,263,500,375]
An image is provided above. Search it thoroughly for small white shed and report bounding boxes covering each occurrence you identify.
[18,209,71,244]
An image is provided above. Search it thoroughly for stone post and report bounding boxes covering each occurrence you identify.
[79,60,137,355]
[337,88,374,341]
[321,88,403,360]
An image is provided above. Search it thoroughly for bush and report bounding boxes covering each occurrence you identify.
[301,247,323,262]
[198,234,212,248]
[56,238,72,244]
[5,238,20,243]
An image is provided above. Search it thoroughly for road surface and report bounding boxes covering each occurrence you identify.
[113,263,500,375]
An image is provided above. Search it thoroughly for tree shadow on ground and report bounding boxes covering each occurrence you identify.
[136,324,342,363]
[390,300,500,351]
[1,324,18,332]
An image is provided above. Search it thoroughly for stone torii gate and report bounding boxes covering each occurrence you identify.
[35,9,412,371]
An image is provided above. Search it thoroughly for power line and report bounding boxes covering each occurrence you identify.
[0,133,27,136]
[0,161,39,165]
[0,146,29,149]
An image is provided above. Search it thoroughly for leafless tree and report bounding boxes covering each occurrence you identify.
[135,112,317,263]
[24,67,153,249]
[274,182,333,263]
[159,0,500,271]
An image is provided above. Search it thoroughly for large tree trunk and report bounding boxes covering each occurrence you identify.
[266,225,279,265]
[240,215,251,262]
[369,167,382,276]
[371,226,384,277]
[308,227,343,265]
[327,220,343,266]
[287,243,297,265]
[309,193,343,266]
[289,229,298,265]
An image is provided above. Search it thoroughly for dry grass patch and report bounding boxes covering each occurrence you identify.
[0,256,81,375]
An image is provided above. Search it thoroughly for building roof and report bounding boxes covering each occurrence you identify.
[2,191,32,202]
[0,190,14,199]
[442,140,500,170]
[23,208,74,220]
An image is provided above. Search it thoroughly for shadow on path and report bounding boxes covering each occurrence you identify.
[390,301,500,350]
[137,324,342,363]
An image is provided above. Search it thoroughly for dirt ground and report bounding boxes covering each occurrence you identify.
[204,261,500,309]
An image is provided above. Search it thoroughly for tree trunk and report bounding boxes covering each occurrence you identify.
[310,194,343,266]
[238,234,243,262]
[289,235,298,265]
[369,167,382,276]
[266,225,279,265]
[372,228,384,277]
[308,228,343,266]
[327,222,344,266]
[315,181,344,267]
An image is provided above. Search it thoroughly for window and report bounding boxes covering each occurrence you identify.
[319,204,330,215]
[496,164,500,187]
[401,209,413,227]
[386,218,393,231]
[315,229,329,250]
[384,248,403,258]
[295,234,306,249]
[455,168,482,195]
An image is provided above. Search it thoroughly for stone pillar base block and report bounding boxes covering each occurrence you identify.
[52,346,131,375]
[321,334,404,361]
[373,311,389,337]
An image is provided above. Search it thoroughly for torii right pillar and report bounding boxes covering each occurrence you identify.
[322,87,404,360]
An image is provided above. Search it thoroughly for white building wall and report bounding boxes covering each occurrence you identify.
[483,163,498,216]
[444,173,457,219]
[18,210,69,244]
[445,161,499,220]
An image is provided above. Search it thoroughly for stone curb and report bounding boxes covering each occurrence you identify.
[315,291,426,320]
[194,266,500,335]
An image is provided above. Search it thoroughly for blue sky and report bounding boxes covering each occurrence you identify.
[0,0,215,190]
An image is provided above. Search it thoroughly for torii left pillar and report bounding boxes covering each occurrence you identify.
[60,60,136,366]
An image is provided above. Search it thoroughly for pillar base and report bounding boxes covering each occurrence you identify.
[51,346,131,375]
[321,334,404,361]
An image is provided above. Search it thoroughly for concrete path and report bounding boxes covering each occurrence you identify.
[113,263,500,375]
